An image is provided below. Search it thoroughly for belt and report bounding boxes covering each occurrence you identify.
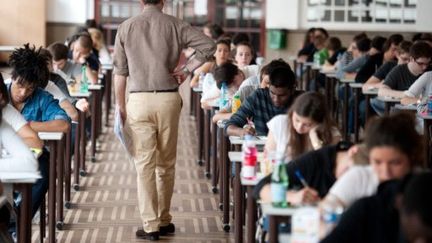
[130,88,178,93]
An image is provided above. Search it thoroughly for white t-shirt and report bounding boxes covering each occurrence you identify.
[328,165,379,208]
[45,81,67,103]
[267,114,290,158]
[0,122,38,172]
[2,104,27,132]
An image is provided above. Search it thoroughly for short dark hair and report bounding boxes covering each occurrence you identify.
[398,41,413,54]
[204,23,224,40]
[261,58,291,80]
[356,37,371,53]
[216,38,231,49]
[327,37,342,51]
[410,41,432,60]
[353,32,368,42]
[232,33,250,46]
[213,62,239,89]
[142,0,162,4]
[9,44,50,90]
[365,112,425,167]
[315,27,329,39]
[383,34,404,52]
[402,172,432,230]
[371,36,387,52]
[47,42,69,61]
[269,66,296,89]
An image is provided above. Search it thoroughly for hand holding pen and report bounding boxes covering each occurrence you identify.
[294,170,320,204]
[242,117,256,136]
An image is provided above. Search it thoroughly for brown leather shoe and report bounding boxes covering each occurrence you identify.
[159,223,175,236]
[135,228,159,241]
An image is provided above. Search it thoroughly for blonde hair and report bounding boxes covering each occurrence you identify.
[88,28,105,51]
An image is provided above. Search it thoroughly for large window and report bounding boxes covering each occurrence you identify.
[306,0,417,24]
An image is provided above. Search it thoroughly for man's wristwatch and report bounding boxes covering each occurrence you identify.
[182,67,191,76]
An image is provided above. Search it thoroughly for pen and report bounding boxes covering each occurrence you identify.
[295,170,309,188]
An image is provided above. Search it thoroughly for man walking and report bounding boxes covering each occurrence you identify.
[113,0,215,240]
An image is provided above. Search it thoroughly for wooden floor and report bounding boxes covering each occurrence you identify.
[31,85,234,242]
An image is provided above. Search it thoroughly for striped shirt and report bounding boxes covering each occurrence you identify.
[225,88,302,136]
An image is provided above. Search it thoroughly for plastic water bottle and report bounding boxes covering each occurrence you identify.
[427,94,432,115]
[80,65,89,93]
[271,159,289,208]
[241,135,257,179]
[219,82,229,110]
[321,199,344,235]
[232,93,241,113]
[313,51,321,66]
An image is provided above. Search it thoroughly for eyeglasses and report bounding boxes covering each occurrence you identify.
[414,59,431,67]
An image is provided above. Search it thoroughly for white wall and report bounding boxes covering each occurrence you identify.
[46,0,94,24]
[266,0,299,29]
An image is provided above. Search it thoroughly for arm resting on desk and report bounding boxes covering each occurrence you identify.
[30,120,70,133]
[17,124,43,149]
[378,84,405,98]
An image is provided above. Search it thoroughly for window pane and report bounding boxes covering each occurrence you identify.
[334,10,345,21]
[335,0,346,6]
[321,10,331,21]
[348,10,360,22]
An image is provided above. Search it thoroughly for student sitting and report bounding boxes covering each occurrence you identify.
[235,59,288,102]
[265,92,340,161]
[362,40,412,92]
[255,141,368,205]
[323,37,345,69]
[297,27,316,63]
[321,172,432,243]
[199,62,244,122]
[234,41,259,79]
[354,35,387,84]
[372,41,432,115]
[7,44,71,218]
[322,112,424,211]
[225,65,302,136]
[190,38,231,88]
[336,35,370,79]
[68,33,99,83]
[87,27,112,65]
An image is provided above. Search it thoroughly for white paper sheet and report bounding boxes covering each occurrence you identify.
[114,106,133,160]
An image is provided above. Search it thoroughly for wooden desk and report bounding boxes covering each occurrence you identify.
[38,132,64,242]
[349,83,363,142]
[322,72,337,117]
[0,172,40,243]
[229,136,267,146]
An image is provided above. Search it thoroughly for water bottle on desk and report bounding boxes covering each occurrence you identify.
[80,65,89,93]
[313,51,321,67]
[271,159,289,208]
[219,82,229,110]
[241,135,257,179]
[321,199,344,236]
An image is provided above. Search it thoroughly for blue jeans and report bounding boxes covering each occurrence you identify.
[371,98,385,116]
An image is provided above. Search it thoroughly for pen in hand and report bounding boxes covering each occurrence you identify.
[295,170,309,188]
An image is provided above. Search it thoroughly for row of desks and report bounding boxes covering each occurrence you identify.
[0,64,114,243]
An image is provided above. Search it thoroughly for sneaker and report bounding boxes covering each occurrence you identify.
[159,223,175,236]
[135,229,159,241]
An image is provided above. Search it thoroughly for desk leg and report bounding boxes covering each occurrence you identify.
[222,133,230,232]
[64,131,71,208]
[329,78,336,119]
[196,95,204,166]
[90,90,99,162]
[190,87,195,117]
[218,126,224,209]
[424,119,432,168]
[47,141,57,243]
[56,138,64,230]
[343,83,349,141]
[204,109,211,178]
[73,120,81,191]
[234,162,244,243]
[246,186,257,243]
[269,216,278,243]
[14,184,32,243]
[305,67,311,91]
[105,71,112,126]
[211,121,218,193]
[354,88,360,142]
[80,111,87,177]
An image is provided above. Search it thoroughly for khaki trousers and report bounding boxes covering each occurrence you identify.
[125,92,182,232]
